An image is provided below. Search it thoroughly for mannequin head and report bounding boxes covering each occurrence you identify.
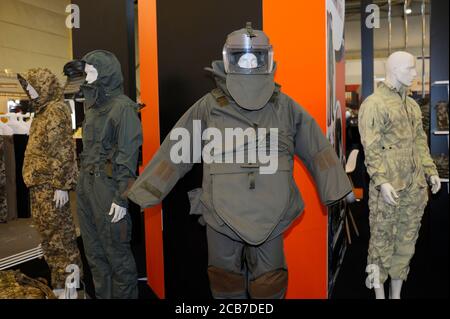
[385,51,418,90]
[19,68,63,110]
[84,63,98,84]
[17,74,39,100]
[238,53,258,69]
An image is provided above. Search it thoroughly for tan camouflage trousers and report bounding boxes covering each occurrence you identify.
[367,182,428,284]
[30,185,82,289]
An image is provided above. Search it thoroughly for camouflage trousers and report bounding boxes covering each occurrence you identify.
[30,185,82,289]
[367,181,428,285]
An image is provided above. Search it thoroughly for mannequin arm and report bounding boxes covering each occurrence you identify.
[358,99,389,189]
[47,103,78,190]
[411,100,439,178]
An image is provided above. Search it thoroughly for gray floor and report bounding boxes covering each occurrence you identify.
[0,218,41,260]
[0,191,80,260]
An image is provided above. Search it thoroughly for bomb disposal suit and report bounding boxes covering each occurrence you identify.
[128,24,352,299]
[77,50,142,299]
[359,82,439,285]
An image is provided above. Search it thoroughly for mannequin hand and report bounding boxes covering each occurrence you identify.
[109,203,127,223]
[380,183,399,206]
[429,175,441,194]
[53,190,69,208]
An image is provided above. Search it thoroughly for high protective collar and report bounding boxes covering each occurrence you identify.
[205,61,278,110]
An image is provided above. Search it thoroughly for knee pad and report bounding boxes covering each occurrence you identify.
[249,269,288,299]
[207,266,246,298]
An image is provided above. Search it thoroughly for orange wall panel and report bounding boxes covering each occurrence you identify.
[263,0,328,298]
[138,0,165,299]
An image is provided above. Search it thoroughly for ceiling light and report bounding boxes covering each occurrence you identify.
[405,8,412,14]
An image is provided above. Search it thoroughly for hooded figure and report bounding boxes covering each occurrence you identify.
[127,24,352,299]
[21,68,82,293]
[76,50,142,299]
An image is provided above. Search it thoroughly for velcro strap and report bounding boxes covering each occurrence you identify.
[211,88,229,107]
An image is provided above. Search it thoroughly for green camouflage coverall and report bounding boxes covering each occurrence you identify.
[359,82,438,284]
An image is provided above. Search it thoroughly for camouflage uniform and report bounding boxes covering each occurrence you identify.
[359,82,438,284]
[435,101,449,131]
[22,68,82,289]
[0,270,56,299]
[0,138,7,222]
[432,153,449,179]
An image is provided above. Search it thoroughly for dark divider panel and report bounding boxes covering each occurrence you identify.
[71,0,136,101]
[156,0,262,298]
[428,0,449,298]
[70,0,146,279]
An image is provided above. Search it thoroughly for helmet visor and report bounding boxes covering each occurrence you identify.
[223,47,273,75]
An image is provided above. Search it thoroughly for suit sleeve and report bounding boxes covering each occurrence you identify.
[293,101,352,206]
[47,103,78,190]
[127,96,207,208]
[111,105,143,208]
[411,100,438,178]
[358,98,390,189]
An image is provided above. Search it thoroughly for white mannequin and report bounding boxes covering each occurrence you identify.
[18,113,33,132]
[375,51,441,299]
[0,121,14,136]
[84,63,127,223]
[5,114,29,135]
[238,53,258,69]
[26,83,39,100]
[84,64,98,84]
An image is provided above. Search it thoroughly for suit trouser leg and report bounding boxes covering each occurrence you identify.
[368,182,428,285]
[30,185,82,289]
[390,184,428,281]
[246,234,288,299]
[206,225,288,299]
[77,172,138,299]
[77,174,113,298]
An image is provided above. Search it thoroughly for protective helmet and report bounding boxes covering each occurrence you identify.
[223,22,274,75]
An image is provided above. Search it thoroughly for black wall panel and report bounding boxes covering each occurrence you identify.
[71,0,136,101]
[156,0,263,298]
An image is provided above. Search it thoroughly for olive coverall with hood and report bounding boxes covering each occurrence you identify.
[76,50,142,299]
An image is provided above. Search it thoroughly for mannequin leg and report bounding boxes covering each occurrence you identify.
[374,285,385,299]
[247,234,288,299]
[206,226,247,299]
[367,184,395,300]
[389,185,427,299]
[390,279,403,299]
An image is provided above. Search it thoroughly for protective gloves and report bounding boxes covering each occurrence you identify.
[53,190,69,208]
[429,175,441,194]
[109,203,127,223]
[380,183,399,206]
